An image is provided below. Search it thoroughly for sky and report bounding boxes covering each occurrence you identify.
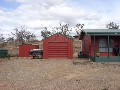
[0,0,120,40]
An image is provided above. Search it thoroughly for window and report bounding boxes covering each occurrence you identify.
[99,38,114,52]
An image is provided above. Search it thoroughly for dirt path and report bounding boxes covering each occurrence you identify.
[0,58,120,90]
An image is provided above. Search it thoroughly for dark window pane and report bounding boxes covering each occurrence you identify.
[99,38,114,52]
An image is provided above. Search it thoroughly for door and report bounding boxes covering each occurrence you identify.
[48,42,68,58]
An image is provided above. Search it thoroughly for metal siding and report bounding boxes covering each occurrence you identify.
[19,44,39,57]
[82,34,91,56]
[69,40,73,59]
[43,40,48,59]
[68,39,71,59]
[48,42,68,58]
[83,29,120,34]
[43,34,73,59]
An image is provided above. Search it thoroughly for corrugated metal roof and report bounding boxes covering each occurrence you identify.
[82,29,120,36]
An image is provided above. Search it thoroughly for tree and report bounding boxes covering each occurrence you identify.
[59,23,72,36]
[6,37,15,44]
[106,22,119,29]
[41,24,72,39]
[12,26,36,45]
[75,23,84,35]
[0,34,5,43]
[41,27,52,39]
[51,23,72,35]
[0,34,5,47]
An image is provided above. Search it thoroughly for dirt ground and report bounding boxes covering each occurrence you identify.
[0,58,120,90]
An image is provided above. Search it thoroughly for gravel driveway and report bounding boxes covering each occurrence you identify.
[0,58,120,90]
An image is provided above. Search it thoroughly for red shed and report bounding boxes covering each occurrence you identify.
[19,44,39,57]
[43,33,73,59]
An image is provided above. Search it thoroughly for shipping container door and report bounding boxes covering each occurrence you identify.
[48,42,68,58]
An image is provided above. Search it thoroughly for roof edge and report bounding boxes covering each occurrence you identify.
[43,33,74,40]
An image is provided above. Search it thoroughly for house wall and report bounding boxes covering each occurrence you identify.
[82,34,91,56]
[90,36,120,57]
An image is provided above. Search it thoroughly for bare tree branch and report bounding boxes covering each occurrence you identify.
[106,22,119,29]
[12,26,36,45]
[75,23,84,35]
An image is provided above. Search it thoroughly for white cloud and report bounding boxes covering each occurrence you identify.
[85,12,101,20]
[1,0,120,40]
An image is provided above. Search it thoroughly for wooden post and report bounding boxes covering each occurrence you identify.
[94,35,96,61]
[108,36,110,59]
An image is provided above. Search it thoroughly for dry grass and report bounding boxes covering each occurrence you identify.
[0,58,120,90]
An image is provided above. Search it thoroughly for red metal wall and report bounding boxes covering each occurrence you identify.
[19,44,39,57]
[82,33,91,56]
[43,34,73,59]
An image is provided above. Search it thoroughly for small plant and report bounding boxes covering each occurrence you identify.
[96,50,100,57]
